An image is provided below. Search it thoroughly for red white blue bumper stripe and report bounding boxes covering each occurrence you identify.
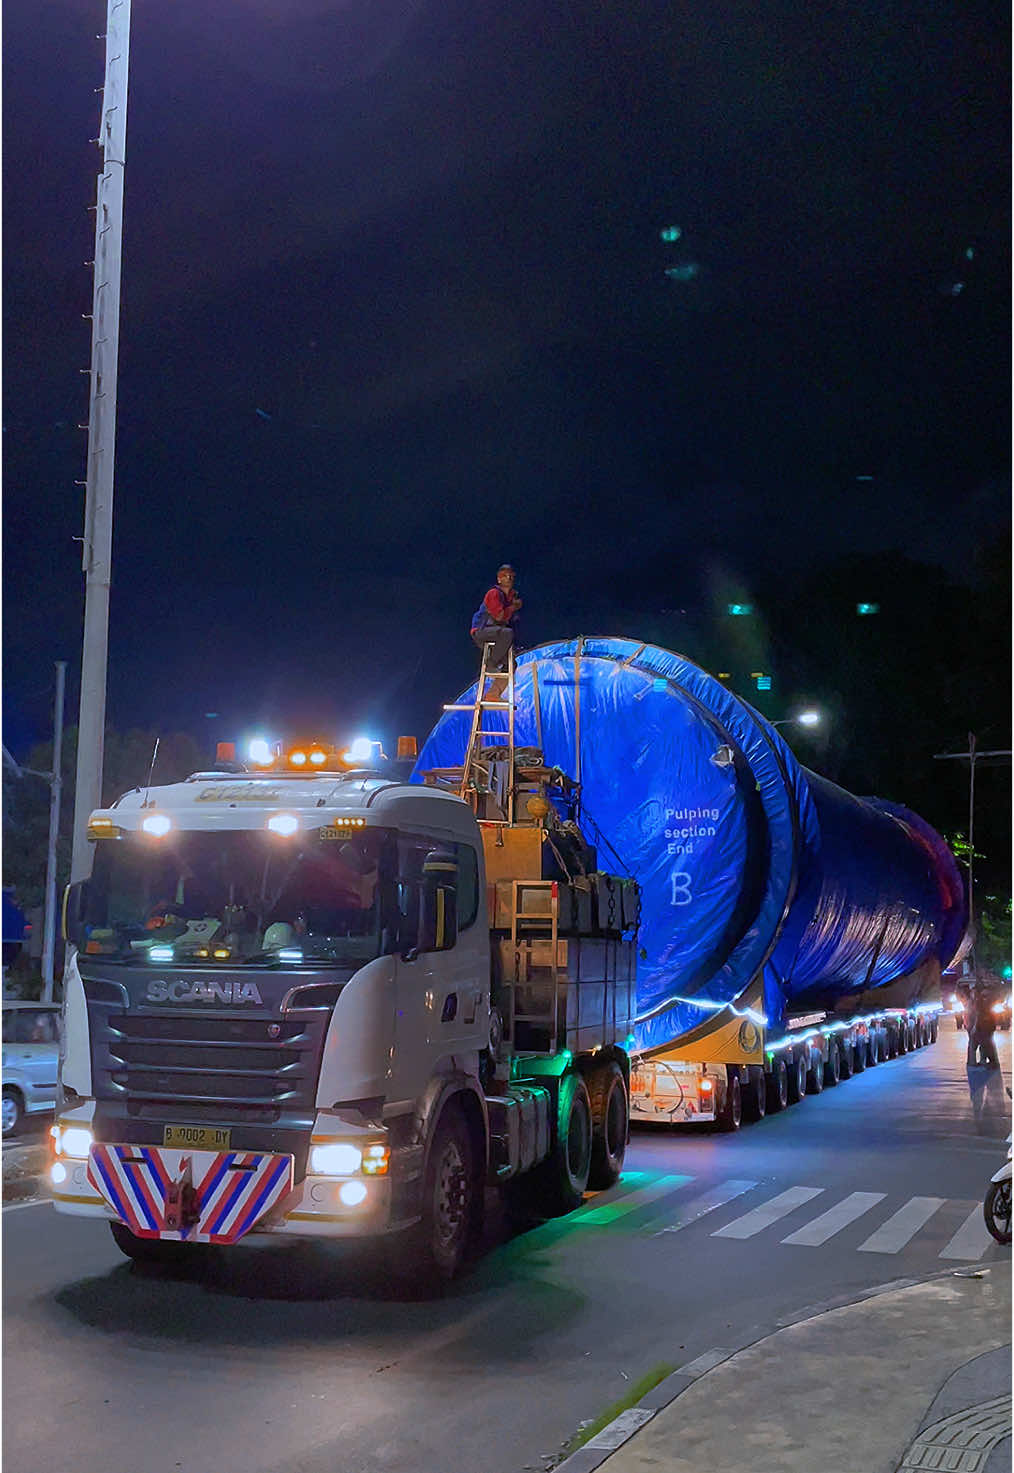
[87,1145,294,1243]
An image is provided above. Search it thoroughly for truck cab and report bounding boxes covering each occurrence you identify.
[54,754,635,1280]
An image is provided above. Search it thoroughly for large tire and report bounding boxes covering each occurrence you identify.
[405,1108,476,1283]
[867,1030,880,1066]
[2,1087,24,1137]
[930,1015,939,1043]
[766,1057,789,1112]
[588,1062,628,1189]
[745,1068,767,1122]
[109,1221,211,1268]
[984,1180,1012,1245]
[519,1072,592,1218]
[788,1053,807,1104]
[718,1072,742,1132]
[824,1040,842,1087]
[852,1036,867,1072]
[806,1049,824,1094]
[839,1037,854,1079]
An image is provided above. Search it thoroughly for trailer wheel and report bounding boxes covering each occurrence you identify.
[588,1062,628,1189]
[406,1108,476,1283]
[788,1053,807,1103]
[867,1031,880,1066]
[745,1069,767,1121]
[853,1036,868,1071]
[824,1040,842,1087]
[806,1050,824,1094]
[718,1072,742,1132]
[766,1057,789,1112]
[839,1039,854,1079]
[930,1016,939,1043]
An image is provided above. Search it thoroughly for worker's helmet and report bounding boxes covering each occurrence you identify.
[263,921,296,950]
[497,562,515,575]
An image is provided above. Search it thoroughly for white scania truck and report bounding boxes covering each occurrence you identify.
[52,741,636,1280]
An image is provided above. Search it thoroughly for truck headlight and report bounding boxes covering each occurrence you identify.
[53,1125,93,1160]
[309,1142,362,1176]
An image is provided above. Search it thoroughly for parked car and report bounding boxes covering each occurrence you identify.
[2,1002,61,1136]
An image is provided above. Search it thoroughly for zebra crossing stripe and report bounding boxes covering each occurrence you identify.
[781,1191,886,1246]
[857,1196,947,1253]
[712,1186,824,1239]
[939,1204,996,1261]
[652,1179,759,1235]
[577,1174,694,1225]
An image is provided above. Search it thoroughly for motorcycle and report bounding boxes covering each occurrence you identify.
[983,1091,1013,1246]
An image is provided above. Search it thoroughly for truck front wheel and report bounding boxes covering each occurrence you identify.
[517,1072,592,1218]
[410,1111,476,1283]
[588,1062,628,1189]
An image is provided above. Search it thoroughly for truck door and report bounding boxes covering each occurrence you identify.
[395,836,485,1057]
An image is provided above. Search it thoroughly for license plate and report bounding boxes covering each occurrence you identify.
[163,1125,232,1150]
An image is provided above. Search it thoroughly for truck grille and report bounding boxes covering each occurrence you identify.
[82,971,333,1129]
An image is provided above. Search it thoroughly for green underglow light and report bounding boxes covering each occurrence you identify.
[728,603,753,617]
[856,602,880,615]
[660,225,682,242]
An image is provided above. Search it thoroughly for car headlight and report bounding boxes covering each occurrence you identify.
[992,1002,1004,1015]
[309,1142,362,1176]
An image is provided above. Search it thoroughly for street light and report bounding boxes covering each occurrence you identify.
[770,710,822,730]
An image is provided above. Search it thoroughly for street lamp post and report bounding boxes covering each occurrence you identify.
[70,0,132,882]
[933,736,1013,975]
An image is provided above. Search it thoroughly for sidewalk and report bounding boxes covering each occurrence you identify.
[560,1263,1011,1473]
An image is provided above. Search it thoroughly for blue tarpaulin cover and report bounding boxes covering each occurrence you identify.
[413,638,966,1050]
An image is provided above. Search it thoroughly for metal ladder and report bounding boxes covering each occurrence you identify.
[442,641,516,822]
[508,879,560,1054]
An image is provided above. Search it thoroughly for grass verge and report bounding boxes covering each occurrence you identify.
[561,1361,675,1459]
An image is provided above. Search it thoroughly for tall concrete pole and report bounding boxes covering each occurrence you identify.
[71,0,132,882]
[42,662,67,1002]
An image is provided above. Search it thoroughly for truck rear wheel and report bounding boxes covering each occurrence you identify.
[535,1072,592,1216]
[788,1053,807,1103]
[588,1062,628,1189]
[766,1057,789,1111]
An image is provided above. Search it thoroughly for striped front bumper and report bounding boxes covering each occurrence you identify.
[87,1145,294,1243]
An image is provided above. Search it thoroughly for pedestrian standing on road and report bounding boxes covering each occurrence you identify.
[470,564,522,699]
[966,982,1001,1068]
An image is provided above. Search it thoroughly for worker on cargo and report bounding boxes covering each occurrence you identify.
[470,564,522,699]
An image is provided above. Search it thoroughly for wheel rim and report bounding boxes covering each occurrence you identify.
[2,1095,18,1134]
[433,1140,469,1250]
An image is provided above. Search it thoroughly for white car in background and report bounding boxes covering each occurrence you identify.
[2,1003,61,1136]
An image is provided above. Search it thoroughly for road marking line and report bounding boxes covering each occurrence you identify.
[781,1191,886,1246]
[857,1196,947,1253]
[576,1174,693,1225]
[2,1197,52,1213]
[939,1204,997,1260]
[651,1179,759,1235]
[712,1186,824,1239]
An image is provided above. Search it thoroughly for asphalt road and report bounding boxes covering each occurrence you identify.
[3,1024,1010,1473]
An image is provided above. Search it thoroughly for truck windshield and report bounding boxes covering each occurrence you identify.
[84,829,386,966]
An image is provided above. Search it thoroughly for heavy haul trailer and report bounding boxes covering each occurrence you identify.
[415,636,968,1133]
[53,745,636,1280]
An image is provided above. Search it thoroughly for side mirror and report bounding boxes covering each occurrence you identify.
[63,880,90,947]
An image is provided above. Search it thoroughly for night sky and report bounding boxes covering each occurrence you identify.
[3,0,1010,761]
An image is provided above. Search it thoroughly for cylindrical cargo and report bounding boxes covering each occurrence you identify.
[414,638,967,1051]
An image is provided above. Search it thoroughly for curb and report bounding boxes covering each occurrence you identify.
[550,1266,1002,1473]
